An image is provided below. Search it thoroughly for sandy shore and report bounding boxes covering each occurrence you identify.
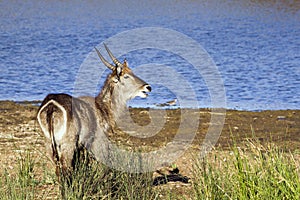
[0,100,299,197]
[1,100,299,151]
[1,99,299,165]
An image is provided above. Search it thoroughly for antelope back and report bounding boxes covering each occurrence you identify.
[37,94,97,169]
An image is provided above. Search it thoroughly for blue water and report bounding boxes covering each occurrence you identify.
[0,1,299,110]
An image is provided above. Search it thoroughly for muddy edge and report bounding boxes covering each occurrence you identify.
[0,100,299,171]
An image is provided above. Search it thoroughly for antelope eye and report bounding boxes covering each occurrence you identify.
[124,74,130,79]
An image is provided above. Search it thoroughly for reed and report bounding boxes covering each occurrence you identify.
[192,136,300,200]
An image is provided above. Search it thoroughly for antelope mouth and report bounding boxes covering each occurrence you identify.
[138,85,151,98]
[142,91,148,97]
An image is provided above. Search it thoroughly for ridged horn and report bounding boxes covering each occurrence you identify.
[94,47,115,70]
[104,43,123,67]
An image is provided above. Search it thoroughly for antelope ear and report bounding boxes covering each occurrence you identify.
[115,59,126,81]
[123,59,128,68]
[116,65,122,78]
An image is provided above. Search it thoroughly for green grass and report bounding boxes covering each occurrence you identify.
[0,148,158,200]
[1,137,299,199]
[192,138,300,200]
[58,148,158,200]
[0,150,49,200]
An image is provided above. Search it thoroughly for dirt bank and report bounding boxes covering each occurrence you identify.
[0,101,299,197]
[1,100,299,160]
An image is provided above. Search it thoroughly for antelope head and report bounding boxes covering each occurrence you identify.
[95,44,151,106]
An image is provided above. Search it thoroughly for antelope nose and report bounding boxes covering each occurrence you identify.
[146,85,151,92]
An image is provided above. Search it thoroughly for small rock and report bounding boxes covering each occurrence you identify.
[277,116,286,120]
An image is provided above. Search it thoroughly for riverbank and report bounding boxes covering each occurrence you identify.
[1,100,299,150]
[0,100,299,198]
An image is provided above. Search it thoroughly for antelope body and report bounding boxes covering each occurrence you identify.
[37,45,151,174]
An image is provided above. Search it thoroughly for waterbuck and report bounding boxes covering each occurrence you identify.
[37,44,151,175]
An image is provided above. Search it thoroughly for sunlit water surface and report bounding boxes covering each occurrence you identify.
[0,1,299,110]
